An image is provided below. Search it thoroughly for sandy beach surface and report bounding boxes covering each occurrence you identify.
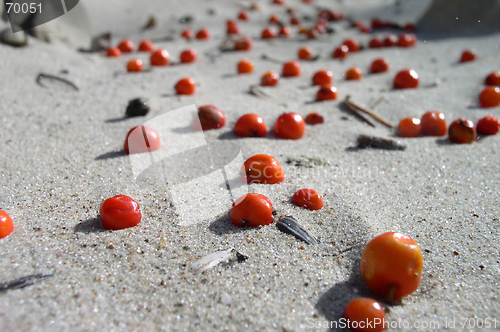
[0,0,499,331]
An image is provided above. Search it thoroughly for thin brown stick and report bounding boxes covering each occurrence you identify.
[345,95,393,128]
[343,97,375,127]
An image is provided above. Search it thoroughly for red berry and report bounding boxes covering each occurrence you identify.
[292,189,323,210]
[150,49,170,66]
[369,37,384,49]
[226,20,240,35]
[484,71,500,86]
[106,47,121,57]
[282,61,301,77]
[234,35,253,51]
[100,195,142,230]
[126,59,143,72]
[397,33,416,47]
[343,298,386,332]
[278,26,292,38]
[316,86,338,101]
[138,39,154,52]
[460,49,477,62]
[383,34,398,47]
[298,46,314,60]
[124,125,161,154]
[196,28,210,40]
[269,14,280,24]
[290,16,300,25]
[479,87,500,107]
[360,232,423,300]
[393,69,419,89]
[305,112,324,124]
[448,118,477,144]
[371,18,385,29]
[181,29,193,39]
[342,38,360,52]
[272,0,285,5]
[312,69,333,86]
[238,10,250,20]
[180,49,197,63]
[332,45,349,59]
[398,117,421,137]
[195,105,226,130]
[231,193,274,227]
[370,58,389,74]
[234,113,267,137]
[273,112,306,139]
[237,59,254,74]
[244,154,285,184]
[477,115,500,135]
[117,39,134,53]
[261,71,279,86]
[420,111,447,136]
[175,77,196,95]
[261,27,277,39]
[0,210,14,239]
[345,67,362,80]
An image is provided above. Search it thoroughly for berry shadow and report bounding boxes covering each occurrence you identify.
[74,217,107,233]
[105,116,127,123]
[221,73,238,79]
[94,150,126,160]
[208,213,249,235]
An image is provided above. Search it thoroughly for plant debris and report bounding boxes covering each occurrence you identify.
[356,135,406,150]
[190,248,248,274]
[344,95,393,128]
[277,216,319,245]
[249,85,286,107]
[36,73,79,91]
[0,274,53,293]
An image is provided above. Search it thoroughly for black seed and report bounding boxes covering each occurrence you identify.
[277,216,319,245]
[125,98,150,118]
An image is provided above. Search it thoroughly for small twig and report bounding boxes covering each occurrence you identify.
[36,73,79,91]
[343,98,375,127]
[345,95,393,128]
[261,54,283,64]
[0,274,53,293]
[249,85,286,107]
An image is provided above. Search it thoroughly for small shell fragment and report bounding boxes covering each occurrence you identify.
[356,135,406,151]
[190,248,248,274]
[277,216,319,245]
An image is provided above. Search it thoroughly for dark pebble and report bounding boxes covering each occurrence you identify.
[125,98,150,118]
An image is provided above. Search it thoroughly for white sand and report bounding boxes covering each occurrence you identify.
[0,0,499,331]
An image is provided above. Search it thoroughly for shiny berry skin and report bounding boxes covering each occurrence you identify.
[398,117,421,137]
[150,49,170,66]
[292,189,323,210]
[181,28,193,39]
[343,298,386,332]
[238,10,250,20]
[269,14,280,24]
[397,33,416,47]
[484,71,500,86]
[138,39,154,52]
[369,59,389,75]
[261,26,277,39]
[316,86,338,101]
[282,61,301,77]
[0,210,14,239]
[100,195,142,230]
[175,77,196,95]
[312,69,333,86]
[345,67,362,80]
[479,87,500,107]
[448,118,477,144]
[195,105,226,130]
[231,193,274,227]
[298,46,314,60]
[274,112,305,139]
[234,113,267,137]
[180,49,197,63]
[196,28,210,40]
[342,38,360,52]
[234,35,253,51]
[106,47,121,57]
[124,125,161,154]
[460,49,477,62]
[420,111,447,136]
[226,20,240,35]
[383,34,398,47]
[305,112,324,124]
[360,232,423,300]
[244,154,285,184]
[332,45,349,59]
[237,59,254,74]
[261,71,279,86]
[477,115,500,135]
[393,69,419,89]
[278,26,291,38]
[369,37,384,48]
[126,59,143,72]
[117,39,134,53]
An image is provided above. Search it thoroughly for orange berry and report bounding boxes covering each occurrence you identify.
[126,59,143,72]
[106,47,121,57]
[397,33,416,47]
[100,195,141,230]
[273,112,306,139]
[234,35,253,51]
[343,298,386,332]
[398,117,421,137]
[345,67,362,80]
[383,34,398,47]
[237,59,254,74]
[261,26,277,39]
[124,125,161,154]
[269,14,280,24]
[479,86,500,107]
[150,49,170,66]
[180,48,197,63]
[305,112,324,124]
[448,118,477,144]
[342,38,360,52]
[290,16,300,25]
[393,69,419,89]
[175,77,196,95]
[420,111,447,136]
[244,154,285,184]
[278,26,291,38]
[226,20,240,35]
[332,45,349,59]
[460,49,477,62]
[369,36,384,48]
[484,71,500,86]
[117,39,134,53]
[0,210,14,239]
[282,61,301,77]
[137,39,154,52]
[238,10,250,20]
[370,58,389,74]
[181,28,193,39]
[196,28,210,40]
[312,69,333,86]
[231,193,274,227]
[298,46,314,60]
[316,86,337,101]
[234,113,267,137]
[292,189,323,210]
[261,70,279,86]
[477,115,500,135]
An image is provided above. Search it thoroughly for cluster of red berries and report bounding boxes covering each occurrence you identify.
[479,71,500,108]
[180,27,211,40]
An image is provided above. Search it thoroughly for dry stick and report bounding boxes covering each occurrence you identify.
[261,54,284,64]
[36,73,79,91]
[345,95,393,128]
[343,97,375,128]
